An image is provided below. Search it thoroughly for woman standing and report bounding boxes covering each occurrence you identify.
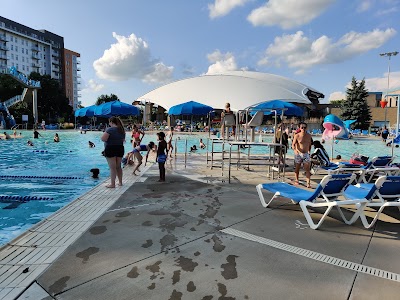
[131,125,145,147]
[156,132,167,182]
[101,117,126,188]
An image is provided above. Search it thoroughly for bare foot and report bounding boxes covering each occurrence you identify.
[294,180,299,186]
[106,185,115,188]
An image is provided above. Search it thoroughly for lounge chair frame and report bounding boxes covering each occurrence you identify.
[256,174,368,229]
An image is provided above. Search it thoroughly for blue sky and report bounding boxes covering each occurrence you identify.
[2,0,400,106]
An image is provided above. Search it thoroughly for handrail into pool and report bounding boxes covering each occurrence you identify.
[207,138,287,183]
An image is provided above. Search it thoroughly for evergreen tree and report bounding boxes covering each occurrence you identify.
[340,77,372,129]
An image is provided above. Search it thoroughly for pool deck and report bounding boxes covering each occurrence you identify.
[1,154,399,299]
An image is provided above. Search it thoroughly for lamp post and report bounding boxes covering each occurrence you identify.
[380,51,399,127]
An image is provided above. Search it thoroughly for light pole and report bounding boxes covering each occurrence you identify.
[380,51,399,127]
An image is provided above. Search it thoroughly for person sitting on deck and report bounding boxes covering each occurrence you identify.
[310,140,330,168]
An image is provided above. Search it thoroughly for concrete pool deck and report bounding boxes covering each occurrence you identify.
[1,154,399,299]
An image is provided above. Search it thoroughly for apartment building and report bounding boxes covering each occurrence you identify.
[0,16,81,110]
[63,49,81,110]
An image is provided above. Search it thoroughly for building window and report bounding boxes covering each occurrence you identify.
[15,46,18,51]
[22,65,25,71]
[25,49,28,54]
[16,55,18,60]
[10,45,13,50]
[22,47,24,53]
[11,53,13,59]
[10,36,13,42]
[22,57,24,62]
[27,66,29,72]
[15,37,17,43]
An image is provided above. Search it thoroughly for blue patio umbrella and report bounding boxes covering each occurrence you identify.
[74,105,97,117]
[168,100,214,115]
[94,101,140,117]
[248,100,303,116]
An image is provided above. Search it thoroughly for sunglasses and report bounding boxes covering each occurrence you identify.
[300,126,307,129]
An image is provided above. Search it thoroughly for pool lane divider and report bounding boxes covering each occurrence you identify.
[0,195,54,201]
[0,175,83,180]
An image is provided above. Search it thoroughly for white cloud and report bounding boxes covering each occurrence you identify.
[85,79,104,92]
[208,0,250,18]
[365,71,400,92]
[247,0,335,29]
[357,0,373,12]
[93,32,174,84]
[329,91,346,101]
[206,50,238,74]
[259,28,396,73]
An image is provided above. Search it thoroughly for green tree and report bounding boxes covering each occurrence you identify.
[95,94,119,105]
[28,72,73,123]
[340,77,372,130]
[0,74,23,101]
[3,72,73,124]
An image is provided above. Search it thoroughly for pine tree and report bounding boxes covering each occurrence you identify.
[340,77,372,129]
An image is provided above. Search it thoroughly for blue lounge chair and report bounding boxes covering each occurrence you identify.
[337,156,398,183]
[344,176,400,228]
[256,174,368,229]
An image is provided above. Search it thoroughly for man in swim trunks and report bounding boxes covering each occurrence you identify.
[292,122,313,188]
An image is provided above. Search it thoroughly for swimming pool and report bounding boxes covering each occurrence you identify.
[0,130,398,245]
[0,130,212,245]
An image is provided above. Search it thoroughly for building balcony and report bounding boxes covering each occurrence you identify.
[31,63,40,68]
[31,46,39,52]
[51,51,59,58]
[0,45,9,51]
[0,54,8,60]
[76,59,81,64]
[31,54,40,60]
[0,34,8,42]
[52,60,60,66]
[77,67,81,71]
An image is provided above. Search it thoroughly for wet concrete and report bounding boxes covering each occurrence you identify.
[25,157,400,300]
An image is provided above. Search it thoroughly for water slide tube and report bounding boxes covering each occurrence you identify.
[322,114,349,140]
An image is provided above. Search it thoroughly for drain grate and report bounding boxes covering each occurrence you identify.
[221,228,400,282]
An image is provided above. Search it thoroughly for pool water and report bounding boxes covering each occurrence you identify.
[0,130,398,245]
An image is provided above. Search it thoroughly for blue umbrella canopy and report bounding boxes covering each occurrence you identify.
[168,100,214,115]
[94,101,140,117]
[74,105,97,117]
[248,100,303,116]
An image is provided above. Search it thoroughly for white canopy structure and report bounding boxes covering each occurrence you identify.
[136,71,324,110]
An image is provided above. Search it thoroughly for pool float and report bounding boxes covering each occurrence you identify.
[322,114,349,140]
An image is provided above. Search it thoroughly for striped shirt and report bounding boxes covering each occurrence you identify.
[313,148,330,166]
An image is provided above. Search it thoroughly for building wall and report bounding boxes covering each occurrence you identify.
[0,16,80,110]
[63,49,81,111]
[331,89,400,128]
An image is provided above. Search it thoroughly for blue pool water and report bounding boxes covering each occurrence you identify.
[0,130,398,245]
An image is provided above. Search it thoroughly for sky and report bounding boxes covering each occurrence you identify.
[2,0,400,107]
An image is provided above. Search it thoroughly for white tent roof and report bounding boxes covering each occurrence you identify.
[136,71,324,110]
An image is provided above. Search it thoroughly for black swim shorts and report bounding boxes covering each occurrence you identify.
[104,145,124,158]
